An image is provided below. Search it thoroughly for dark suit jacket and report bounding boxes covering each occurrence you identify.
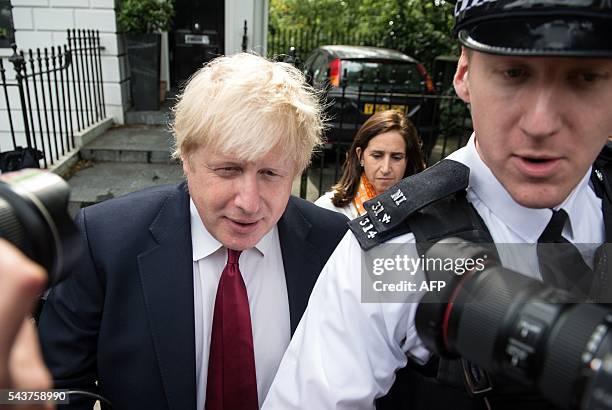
[39,182,348,410]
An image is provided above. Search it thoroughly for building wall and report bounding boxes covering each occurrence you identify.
[225,0,267,55]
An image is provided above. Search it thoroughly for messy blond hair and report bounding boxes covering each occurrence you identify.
[171,53,324,173]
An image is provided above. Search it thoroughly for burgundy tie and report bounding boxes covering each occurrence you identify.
[205,249,259,410]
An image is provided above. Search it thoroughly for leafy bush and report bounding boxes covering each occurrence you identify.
[117,0,174,33]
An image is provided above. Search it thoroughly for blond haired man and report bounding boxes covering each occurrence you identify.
[39,53,348,410]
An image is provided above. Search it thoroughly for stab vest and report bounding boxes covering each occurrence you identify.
[348,143,612,410]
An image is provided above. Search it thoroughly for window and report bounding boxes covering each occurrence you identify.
[0,0,15,48]
[342,60,424,92]
[312,53,329,86]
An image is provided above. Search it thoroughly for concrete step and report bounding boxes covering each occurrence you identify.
[79,125,175,164]
[125,94,174,125]
[67,161,184,216]
[124,109,171,126]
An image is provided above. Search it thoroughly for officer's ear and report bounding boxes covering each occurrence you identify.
[454,48,471,103]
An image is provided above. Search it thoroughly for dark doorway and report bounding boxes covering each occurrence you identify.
[170,0,224,87]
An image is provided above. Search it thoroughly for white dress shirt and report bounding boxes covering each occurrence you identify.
[190,200,291,409]
[314,191,360,219]
[262,135,604,409]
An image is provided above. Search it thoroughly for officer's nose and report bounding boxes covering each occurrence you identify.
[519,85,562,140]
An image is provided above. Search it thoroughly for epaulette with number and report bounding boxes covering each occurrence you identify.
[348,159,470,250]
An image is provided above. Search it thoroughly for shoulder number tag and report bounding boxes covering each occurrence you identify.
[359,217,378,238]
[371,201,385,216]
[390,189,407,206]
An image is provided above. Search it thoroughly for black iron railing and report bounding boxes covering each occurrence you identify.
[0,29,107,169]
[268,27,386,64]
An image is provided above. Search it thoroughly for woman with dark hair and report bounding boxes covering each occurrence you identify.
[315,110,425,218]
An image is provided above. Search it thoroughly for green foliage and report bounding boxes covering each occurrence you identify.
[269,0,458,69]
[0,27,8,38]
[117,0,175,33]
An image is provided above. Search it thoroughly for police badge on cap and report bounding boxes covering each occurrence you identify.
[453,0,612,57]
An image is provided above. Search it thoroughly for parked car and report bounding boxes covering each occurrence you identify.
[301,45,437,155]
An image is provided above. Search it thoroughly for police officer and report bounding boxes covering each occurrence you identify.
[262,2,612,409]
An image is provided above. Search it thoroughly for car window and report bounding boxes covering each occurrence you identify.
[342,60,424,92]
[302,51,319,75]
[312,53,330,86]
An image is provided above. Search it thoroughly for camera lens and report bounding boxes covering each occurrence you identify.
[415,239,612,410]
[0,169,81,287]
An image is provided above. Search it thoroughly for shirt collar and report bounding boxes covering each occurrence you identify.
[447,134,592,243]
[189,199,277,261]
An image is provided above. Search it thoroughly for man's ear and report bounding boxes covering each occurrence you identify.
[454,48,471,103]
[181,155,190,176]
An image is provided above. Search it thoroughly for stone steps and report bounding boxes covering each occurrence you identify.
[66,124,184,216]
[124,91,175,126]
[78,125,176,164]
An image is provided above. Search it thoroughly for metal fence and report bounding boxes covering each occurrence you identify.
[0,29,106,169]
[297,69,472,200]
[268,27,386,64]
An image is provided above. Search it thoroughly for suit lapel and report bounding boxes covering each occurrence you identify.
[278,197,324,334]
[138,183,197,410]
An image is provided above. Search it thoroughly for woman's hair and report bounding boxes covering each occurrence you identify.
[171,53,325,173]
[331,110,425,207]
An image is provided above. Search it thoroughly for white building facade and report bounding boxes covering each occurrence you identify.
[0,0,268,160]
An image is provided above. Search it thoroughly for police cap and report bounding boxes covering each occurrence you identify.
[453,0,612,57]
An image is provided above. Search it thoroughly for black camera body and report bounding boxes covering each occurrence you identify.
[0,169,81,287]
[415,239,612,410]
